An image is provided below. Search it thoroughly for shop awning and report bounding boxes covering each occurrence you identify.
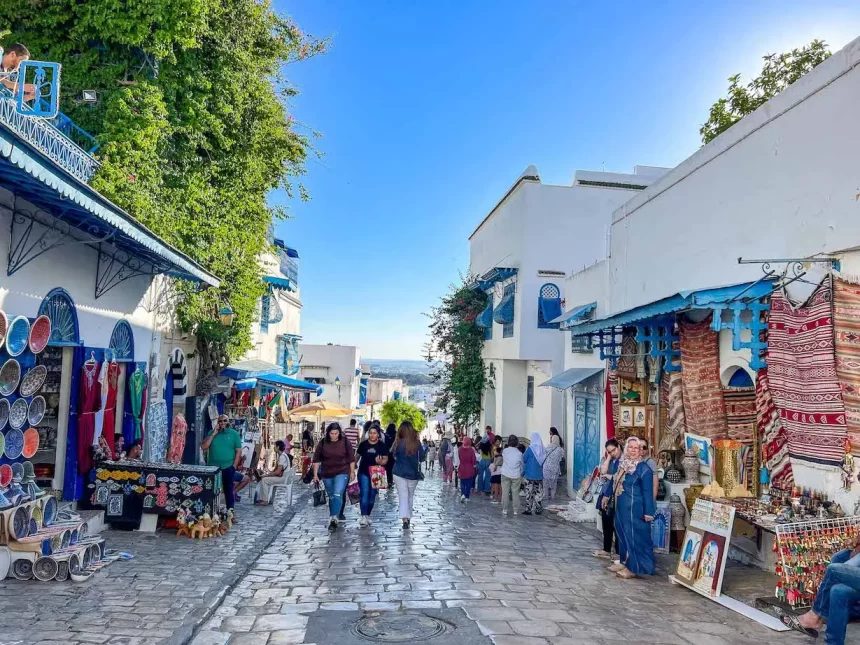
[256,371,321,393]
[234,378,257,391]
[539,367,604,390]
[221,359,283,379]
[273,239,299,258]
[476,300,493,328]
[570,280,775,336]
[493,289,515,324]
[263,275,296,292]
[551,302,597,326]
[539,296,563,323]
[469,267,518,291]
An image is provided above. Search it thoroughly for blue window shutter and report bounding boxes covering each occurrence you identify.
[482,293,494,340]
[537,284,562,329]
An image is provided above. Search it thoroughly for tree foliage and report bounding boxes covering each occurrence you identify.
[380,399,426,432]
[0,0,326,392]
[700,40,830,144]
[425,279,487,430]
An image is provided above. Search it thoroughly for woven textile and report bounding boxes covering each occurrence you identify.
[679,315,728,439]
[615,332,638,380]
[724,387,756,446]
[659,359,687,449]
[608,369,619,428]
[756,368,793,488]
[833,276,860,455]
[767,279,847,466]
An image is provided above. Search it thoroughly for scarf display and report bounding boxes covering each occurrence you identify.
[756,368,794,489]
[679,315,728,439]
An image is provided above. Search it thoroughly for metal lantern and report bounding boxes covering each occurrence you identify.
[218,306,234,327]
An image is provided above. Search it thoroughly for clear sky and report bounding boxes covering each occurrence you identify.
[270,0,860,360]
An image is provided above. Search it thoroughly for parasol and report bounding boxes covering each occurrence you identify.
[288,399,356,432]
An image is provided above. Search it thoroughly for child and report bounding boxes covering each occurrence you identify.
[426,442,437,473]
[490,445,503,503]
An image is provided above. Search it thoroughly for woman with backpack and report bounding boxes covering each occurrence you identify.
[312,422,356,532]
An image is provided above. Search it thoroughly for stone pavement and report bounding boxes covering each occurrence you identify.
[191,472,817,645]
[0,488,302,645]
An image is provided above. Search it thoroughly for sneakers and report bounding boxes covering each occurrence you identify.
[502,508,508,515]
[328,518,338,532]
[490,500,500,505]
[459,495,465,503]
[359,516,368,527]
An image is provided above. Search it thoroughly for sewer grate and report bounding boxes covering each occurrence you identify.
[351,612,449,642]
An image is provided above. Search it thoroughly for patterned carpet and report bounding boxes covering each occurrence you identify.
[679,315,728,439]
[756,367,794,489]
[833,275,860,455]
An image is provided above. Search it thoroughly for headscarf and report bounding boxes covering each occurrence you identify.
[528,432,546,463]
[549,434,561,447]
[462,436,472,448]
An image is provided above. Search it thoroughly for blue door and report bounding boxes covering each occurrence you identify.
[573,395,600,489]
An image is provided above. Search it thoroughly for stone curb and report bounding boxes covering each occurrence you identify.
[167,487,311,645]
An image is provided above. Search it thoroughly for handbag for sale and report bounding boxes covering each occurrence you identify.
[369,465,387,490]
[312,482,327,507]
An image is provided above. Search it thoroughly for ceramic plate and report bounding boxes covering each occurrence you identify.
[27,396,46,427]
[0,546,9,581]
[33,556,58,581]
[19,365,47,398]
[28,315,51,354]
[28,518,38,536]
[10,462,23,480]
[0,310,7,351]
[43,496,58,527]
[0,398,8,430]
[5,316,30,357]
[0,360,20,396]
[0,464,11,488]
[11,558,32,580]
[8,398,27,430]
[68,552,79,574]
[4,427,24,459]
[61,531,71,550]
[12,506,29,539]
[22,428,39,459]
[55,560,69,581]
[0,431,4,459]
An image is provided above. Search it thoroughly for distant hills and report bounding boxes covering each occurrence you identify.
[364,359,439,386]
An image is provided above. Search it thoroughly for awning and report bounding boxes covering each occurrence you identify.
[570,280,775,336]
[221,359,283,379]
[493,289,515,324]
[256,372,321,393]
[539,297,562,324]
[476,300,493,328]
[263,275,295,292]
[469,267,518,291]
[551,302,596,326]
[273,239,299,258]
[539,367,604,390]
[234,378,257,391]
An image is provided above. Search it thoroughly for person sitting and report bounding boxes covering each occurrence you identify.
[1,43,35,100]
[114,433,125,460]
[126,441,143,460]
[255,440,291,505]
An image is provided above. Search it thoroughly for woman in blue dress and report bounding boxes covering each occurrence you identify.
[608,437,656,579]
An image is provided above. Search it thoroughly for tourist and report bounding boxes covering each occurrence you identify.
[594,439,622,559]
[522,432,546,515]
[201,415,242,513]
[477,435,492,495]
[610,437,655,579]
[285,434,294,467]
[362,420,373,443]
[301,426,314,453]
[639,438,659,499]
[345,418,361,451]
[392,421,422,529]
[426,441,437,473]
[451,436,461,486]
[312,422,356,532]
[500,434,524,515]
[0,43,35,101]
[114,433,125,460]
[543,428,564,501]
[486,425,496,444]
[255,440,290,505]
[126,441,143,460]
[490,444,503,503]
[420,438,429,472]
[439,434,452,482]
[457,437,478,503]
[384,423,397,486]
[356,424,389,526]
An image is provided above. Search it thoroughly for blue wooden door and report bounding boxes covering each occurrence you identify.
[573,395,600,489]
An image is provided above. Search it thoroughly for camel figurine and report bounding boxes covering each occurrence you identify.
[190,513,211,539]
[225,508,234,531]
[176,508,191,537]
[210,514,222,537]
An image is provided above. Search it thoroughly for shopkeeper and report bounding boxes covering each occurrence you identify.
[201,415,242,515]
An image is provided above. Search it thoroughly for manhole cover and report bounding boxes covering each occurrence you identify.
[352,612,448,642]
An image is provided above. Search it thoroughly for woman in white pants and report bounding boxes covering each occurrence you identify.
[256,440,289,505]
[391,421,422,529]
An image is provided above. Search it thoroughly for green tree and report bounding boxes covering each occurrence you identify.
[700,40,830,144]
[425,279,487,430]
[0,1,327,393]
[380,399,426,432]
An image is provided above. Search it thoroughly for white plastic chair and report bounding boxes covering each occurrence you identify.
[266,468,295,506]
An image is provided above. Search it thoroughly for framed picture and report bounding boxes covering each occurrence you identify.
[633,406,646,427]
[684,432,713,475]
[619,406,634,427]
[618,378,643,405]
[694,532,728,596]
[676,527,705,582]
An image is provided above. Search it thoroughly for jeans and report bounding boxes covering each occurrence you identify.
[812,550,860,645]
[501,476,521,514]
[323,474,349,518]
[460,476,475,499]
[358,473,379,516]
[394,475,419,519]
[221,466,236,510]
[477,458,491,493]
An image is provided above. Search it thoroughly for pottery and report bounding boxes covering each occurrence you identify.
[682,446,701,483]
[33,556,58,581]
[0,310,7,350]
[22,427,40,459]
[669,493,687,530]
[61,530,71,550]
[27,396,46,427]
[12,506,29,539]
[11,557,33,580]
[0,359,21,396]
[0,546,10,580]
[71,570,92,583]
[8,398,27,430]
[0,398,9,430]
[684,484,705,511]
[28,315,51,354]
[31,505,43,530]
[5,316,30,357]
[43,496,58,526]
[55,560,69,581]
[0,463,13,488]
[4,427,24,459]
[19,365,47,398]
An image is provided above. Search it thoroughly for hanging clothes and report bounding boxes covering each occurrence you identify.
[167,414,188,464]
[78,360,102,473]
[129,368,147,441]
[94,360,119,456]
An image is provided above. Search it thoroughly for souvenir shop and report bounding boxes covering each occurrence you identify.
[571,267,860,626]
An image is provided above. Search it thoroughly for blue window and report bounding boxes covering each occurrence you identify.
[538,283,562,329]
[494,282,516,338]
[478,293,494,340]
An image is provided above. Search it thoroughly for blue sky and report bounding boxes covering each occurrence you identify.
[271,1,860,360]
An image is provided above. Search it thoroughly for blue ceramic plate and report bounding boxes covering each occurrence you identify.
[12,506,28,539]
[5,316,30,357]
[5,427,24,459]
[0,398,8,430]
[19,365,47,398]
[8,398,27,430]
[27,396,46,426]
[43,496,58,527]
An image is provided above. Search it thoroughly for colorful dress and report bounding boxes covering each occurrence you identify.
[542,444,564,499]
[78,361,102,473]
[128,368,147,440]
[167,414,188,464]
[613,460,656,576]
[94,361,119,456]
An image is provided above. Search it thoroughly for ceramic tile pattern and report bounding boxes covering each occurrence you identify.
[2,472,854,645]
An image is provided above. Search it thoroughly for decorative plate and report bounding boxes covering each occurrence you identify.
[43,496,58,527]
[0,359,21,396]
[28,518,38,536]
[12,506,29,539]
[31,504,43,529]
[8,399,27,430]
[5,316,30,357]
[0,464,11,488]
[0,310,7,350]
[56,560,69,581]
[0,431,4,460]
[22,427,39,459]
[0,546,9,581]
[0,398,8,430]
[11,558,32,580]
[19,365,47,398]
[28,315,51,354]
[27,396,46,427]
[81,548,91,569]
[61,531,71,550]
[70,528,79,545]
[4,428,23,459]
[33,556,58,581]
[50,534,61,553]
[68,552,80,574]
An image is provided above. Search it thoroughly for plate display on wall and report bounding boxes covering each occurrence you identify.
[27,396,46,426]
[8,398,27,430]
[0,431,4,459]
[0,359,21,396]
[22,428,39,459]
[0,310,7,350]
[12,506,29,539]
[28,315,51,354]
[43,496,58,526]
[11,558,32,580]
[0,398,8,430]
[19,365,47,398]
[0,464,12,488]
[4,427,24,459]
[33,556,58,581]
[5,316,30,357]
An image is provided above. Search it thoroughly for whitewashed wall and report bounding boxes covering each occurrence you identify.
[298,344,360,409]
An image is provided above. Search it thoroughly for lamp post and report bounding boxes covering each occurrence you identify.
[219,306,235,327]
[334,376,342,402]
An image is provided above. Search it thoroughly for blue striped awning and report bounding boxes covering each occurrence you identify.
[552,302,597,327]
[256,372,320,393]
[469,267,518,291]
[263,275,295,292]
[273,239,300,258]
[493,289,515,324]
[476,300,494,328]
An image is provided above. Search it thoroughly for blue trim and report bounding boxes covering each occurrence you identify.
[63,345,85,501]
[260,295,271,333]
[38,287,81,346]
[493,283,516,325]
[272,239,300,258]
[234,378,257,391]
[728,369,754,388]
[538,297,562,329]
[556,302,597,328]
[255,372,321,392]
[469,267,518,291]
[476,296,493,329]
[539,367,603,390]
[263,275,295,292]
[109,319,135,362]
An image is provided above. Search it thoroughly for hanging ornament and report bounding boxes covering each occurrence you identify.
[842,439,855,491]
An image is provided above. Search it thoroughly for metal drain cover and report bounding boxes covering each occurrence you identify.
[352,612,448,641]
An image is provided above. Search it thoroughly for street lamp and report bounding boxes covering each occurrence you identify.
[334,376,342,400]
[219,306,235,327]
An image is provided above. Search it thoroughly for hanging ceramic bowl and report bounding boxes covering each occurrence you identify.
[0,398,8,430]
[0,464,11,488]
[4,427,24,459]
[28,315,51,355]
[70,528,79,545]
[22,428,39,459]
[8,399,26,431]
[0,359,21,396]
[5,317,30,357]
[0,431,4,460]
[19,365,47,398]
[12,506,29,539]
[43,496,57,527]
[11,557,33,580]
[27,517,38,536]
[10,462,23,480]
[0,310,7,351]
[0,547,10,581]
[27,396,46,427]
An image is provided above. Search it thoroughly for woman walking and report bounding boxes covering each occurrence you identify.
[609,437,656,579]
[392,421,422,529]
[594,439,622,559]
[500,434,524,515]
[426,442,437,473]
[384,423,397,487]
[457,437,478,503]
[439,435,453,482]
[451,436,461,486]
[477,436,493,495]
[542,429,564,501]
[356,425,389,526]
[522,432,546,515]
[255,440,290,505]
[490,444,504,503]
[312,422,356,532]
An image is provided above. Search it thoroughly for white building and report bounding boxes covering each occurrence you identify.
[469,164,667,442]
[298,344,362,410]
